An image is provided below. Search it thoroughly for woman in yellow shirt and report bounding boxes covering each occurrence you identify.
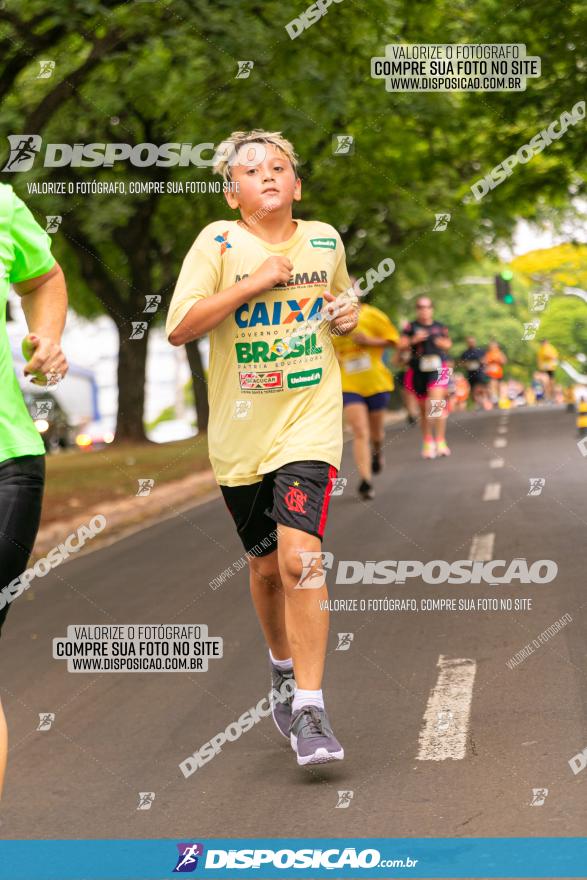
[537,338,559,401]
[333,296,399,499]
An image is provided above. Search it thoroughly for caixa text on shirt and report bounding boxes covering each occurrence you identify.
[235,295,324,328]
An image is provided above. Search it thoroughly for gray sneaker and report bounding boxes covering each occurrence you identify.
[270,663,295,738]
[289,705,344,766]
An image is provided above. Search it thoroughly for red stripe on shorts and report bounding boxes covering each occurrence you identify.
[317,465,338,538]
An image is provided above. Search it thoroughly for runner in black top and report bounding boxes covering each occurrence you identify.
[398,297,452,459]
[459,336,489,409]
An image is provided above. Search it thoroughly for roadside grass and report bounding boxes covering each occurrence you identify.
[43,435,211,525]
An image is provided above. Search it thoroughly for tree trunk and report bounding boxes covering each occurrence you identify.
[115,322,150,443]
[185,339,209,434]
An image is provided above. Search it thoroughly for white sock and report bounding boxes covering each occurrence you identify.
[269,649,293,671]
[292,688,324,713]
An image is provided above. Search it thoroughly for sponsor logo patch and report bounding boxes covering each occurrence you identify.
[287,368,323,388]
[235,334,322,364]
[214,231,232,254]
[239,371,283,392]
[310,237,336,250]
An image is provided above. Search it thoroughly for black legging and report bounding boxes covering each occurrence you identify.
[0,455,45,637]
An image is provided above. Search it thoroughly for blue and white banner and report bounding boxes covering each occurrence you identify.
[0,838,586,879]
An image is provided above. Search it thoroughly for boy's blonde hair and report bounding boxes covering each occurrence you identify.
[213,130,299,182]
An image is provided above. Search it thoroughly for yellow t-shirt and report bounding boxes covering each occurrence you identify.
[332,303,399,395]
[167,218,351,486]
[537,342,559,372]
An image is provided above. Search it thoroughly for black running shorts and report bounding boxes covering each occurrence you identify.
[220,460,338,556]
[0,455,45,638]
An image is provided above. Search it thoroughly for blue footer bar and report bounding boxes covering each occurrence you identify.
[0,838,586,879]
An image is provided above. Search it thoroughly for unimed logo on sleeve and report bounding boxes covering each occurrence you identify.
[287,368,323,388]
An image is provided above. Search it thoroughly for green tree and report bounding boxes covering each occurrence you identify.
[1,0,584,440]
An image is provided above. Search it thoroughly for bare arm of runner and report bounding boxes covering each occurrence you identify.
[169,255,293,345]
[324,290,359,337]
[14,262,69,385]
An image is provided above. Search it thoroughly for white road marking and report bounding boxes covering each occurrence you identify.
[497,425,508,434]
[469,532,495,560]
[483,482,501,501]
[490,457,504,468]
[417,655,477,761]
[494,437,507,448]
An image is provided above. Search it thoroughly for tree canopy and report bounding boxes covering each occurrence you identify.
[1,0,584,435]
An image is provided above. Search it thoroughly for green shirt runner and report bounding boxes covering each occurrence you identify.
[0,183,56,463]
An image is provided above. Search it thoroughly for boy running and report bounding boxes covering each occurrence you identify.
[167,131,358,766]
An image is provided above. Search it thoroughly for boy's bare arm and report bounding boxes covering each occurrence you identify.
[169,256,292,345]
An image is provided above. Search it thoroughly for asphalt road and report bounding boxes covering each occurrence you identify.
[1,405,586,844]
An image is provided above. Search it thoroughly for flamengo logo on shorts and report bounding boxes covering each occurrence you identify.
[287,368,322,388]
[239,371,283,392]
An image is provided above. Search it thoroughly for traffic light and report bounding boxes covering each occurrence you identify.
[495,270,515,304]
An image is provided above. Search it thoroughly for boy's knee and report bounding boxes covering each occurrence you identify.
[280,545,328,591]
[249,552,280,585]
[280,548,304,585]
